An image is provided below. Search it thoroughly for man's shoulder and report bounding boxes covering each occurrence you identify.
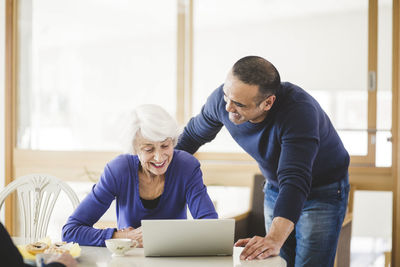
[200,84,227,123]
[280,82,311,99]
[278,82,320,111]
[206,84,224,106]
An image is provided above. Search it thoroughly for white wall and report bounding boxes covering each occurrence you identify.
[0,0,5,222]
[353,191,393,238]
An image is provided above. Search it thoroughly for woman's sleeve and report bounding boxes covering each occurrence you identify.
[62,163,120,247]
[185,163,218,219]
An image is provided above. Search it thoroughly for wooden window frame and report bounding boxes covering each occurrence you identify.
[392,0,400,265]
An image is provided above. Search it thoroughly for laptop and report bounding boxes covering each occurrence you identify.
[142,219,235,257]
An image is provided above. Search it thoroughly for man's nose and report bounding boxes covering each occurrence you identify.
[225,99,235,113]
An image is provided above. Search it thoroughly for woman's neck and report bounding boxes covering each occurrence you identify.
[138,167,165,200]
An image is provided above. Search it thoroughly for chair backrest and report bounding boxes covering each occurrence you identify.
[0,174,79,240]
[248,174,266,237]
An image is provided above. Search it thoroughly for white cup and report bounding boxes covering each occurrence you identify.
[105,238,138,257]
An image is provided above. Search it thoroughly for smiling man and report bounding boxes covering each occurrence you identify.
[223,70,275,124]
[176,56,350,267]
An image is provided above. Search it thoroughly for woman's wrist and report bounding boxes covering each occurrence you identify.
[112,228,129,239]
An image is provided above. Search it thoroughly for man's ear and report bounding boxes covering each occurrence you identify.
[263,95,276,111]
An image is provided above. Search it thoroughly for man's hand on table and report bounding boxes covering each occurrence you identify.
[113,226,143,247]
[234,216,294,260]
[235,236,281,260]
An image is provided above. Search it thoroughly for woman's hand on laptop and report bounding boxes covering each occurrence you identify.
[113,226,143,247]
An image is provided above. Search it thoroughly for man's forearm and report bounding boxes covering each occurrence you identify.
[266,216,295,246]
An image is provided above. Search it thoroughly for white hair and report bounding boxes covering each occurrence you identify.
[126,104,180,154]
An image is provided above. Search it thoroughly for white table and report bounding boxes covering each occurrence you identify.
[13,183,285,267]
[14,237,285,267]
[76,246,286,267]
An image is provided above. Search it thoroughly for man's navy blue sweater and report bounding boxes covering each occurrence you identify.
[176,82,349,223]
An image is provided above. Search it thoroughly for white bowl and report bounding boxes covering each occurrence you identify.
[105,238,138,257]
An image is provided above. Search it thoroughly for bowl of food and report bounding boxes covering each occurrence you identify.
[17,238,81,265]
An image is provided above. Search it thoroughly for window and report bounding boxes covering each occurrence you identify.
[15,0,391,166]
[17,0,177,151]
[192,0,392,167]
[376,0,393,167]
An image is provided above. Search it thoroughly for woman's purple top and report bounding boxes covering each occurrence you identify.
[62,150,218,246]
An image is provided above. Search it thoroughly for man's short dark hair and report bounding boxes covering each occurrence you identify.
[232,56,281,98]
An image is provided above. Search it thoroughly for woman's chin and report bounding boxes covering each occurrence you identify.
[148,167,168,176]
[150,171,165,176]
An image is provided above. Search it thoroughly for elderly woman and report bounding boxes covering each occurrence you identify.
[62,104,218,247]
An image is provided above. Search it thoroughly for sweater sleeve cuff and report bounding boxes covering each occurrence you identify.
[102,228,117,246]
[273,184,307,224]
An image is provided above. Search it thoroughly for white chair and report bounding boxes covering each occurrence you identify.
[0,174,79,240]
